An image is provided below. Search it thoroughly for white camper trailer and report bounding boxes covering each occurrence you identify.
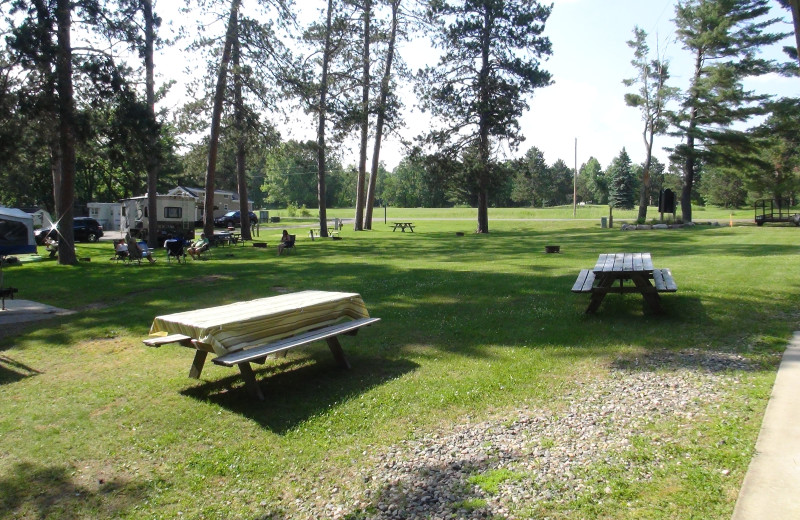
[120,195,196,242]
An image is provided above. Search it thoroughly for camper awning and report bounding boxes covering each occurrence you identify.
[0,207,37,255]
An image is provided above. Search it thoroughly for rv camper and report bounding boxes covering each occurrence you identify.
[121,195,196,243]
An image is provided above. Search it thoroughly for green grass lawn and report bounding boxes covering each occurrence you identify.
[1,218,797,518]
[273,203,757,223]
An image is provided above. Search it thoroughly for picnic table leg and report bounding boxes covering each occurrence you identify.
[189,350,208,379]
[586,275,614,313]
[631,274,663,313]
[326,336,351,369]
[236,362,265,401]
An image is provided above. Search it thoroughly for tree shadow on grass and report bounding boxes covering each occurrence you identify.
[0,462,149,520]
[181,353,419,434]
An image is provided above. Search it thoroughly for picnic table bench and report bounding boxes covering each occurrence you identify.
[143,290,380,400]
[391,222,414,232]
[572,252,676,313]
[309,227,341,240]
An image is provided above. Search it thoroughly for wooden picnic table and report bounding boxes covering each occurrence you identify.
[210,232,233,247]
[391,222,414,232]
[144,290,380,399]
[309,227,340,240]
[571,252,676,313]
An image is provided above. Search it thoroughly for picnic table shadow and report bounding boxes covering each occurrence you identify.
[180,352,418,434]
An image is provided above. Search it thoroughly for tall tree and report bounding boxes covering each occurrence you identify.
[353,0,371,231]
[672,0,787,222]
[608,147,636,211]
[417,0,552,233]
[142,0,160,248]
[365,0,402,229]
[777,0,800,66]
[578,157,605,204]
[623,26,677,221]
[54,0,77,264]
[203,0,241,238]
[746,97,800,202]
[510,146,551,207]
[315,0,336,238]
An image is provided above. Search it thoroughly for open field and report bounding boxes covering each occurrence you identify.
[1,217,798,519]
[272,204,761,223]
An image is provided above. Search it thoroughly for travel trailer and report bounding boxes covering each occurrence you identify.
[120,195,196,242]
[87,202,122,231]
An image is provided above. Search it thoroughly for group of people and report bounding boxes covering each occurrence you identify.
[102,228,292,262]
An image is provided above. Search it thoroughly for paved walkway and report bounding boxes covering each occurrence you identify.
[731,331,800,519]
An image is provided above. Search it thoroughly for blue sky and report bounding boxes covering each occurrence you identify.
[159,0,798,172]
[384,0,799,171]
[511,0,798,171]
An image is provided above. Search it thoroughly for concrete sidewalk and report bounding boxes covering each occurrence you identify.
[731,331,800,519]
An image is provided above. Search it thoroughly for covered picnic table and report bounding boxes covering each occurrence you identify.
[145,290,379,399]
[572,252,677,314]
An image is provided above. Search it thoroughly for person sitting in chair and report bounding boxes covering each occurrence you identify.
[125,232,156,264]
[187,233,210,260]
[44,235,59,258]
[114,239,129,260]
[277,229,292,256]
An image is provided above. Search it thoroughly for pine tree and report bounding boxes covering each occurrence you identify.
[672,0,788,222]
[417,0,552,233]
[608,148,636,210]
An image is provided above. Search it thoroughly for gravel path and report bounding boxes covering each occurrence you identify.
[281,349,755,520]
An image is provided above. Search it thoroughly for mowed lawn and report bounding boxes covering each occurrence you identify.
[1,217,797,519]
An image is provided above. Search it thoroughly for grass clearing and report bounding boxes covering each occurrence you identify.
[1,217,798,518]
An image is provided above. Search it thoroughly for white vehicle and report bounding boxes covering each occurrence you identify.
[120,195,196,242]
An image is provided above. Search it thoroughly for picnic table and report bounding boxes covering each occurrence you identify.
[571,252,676,313]
[211,232,232,247]
[391,222,414,232]
[309,228,340,240]
[143,290,380,400]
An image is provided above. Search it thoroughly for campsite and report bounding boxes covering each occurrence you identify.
[0,213,797,519]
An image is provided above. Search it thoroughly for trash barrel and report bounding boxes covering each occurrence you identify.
[600,217,607,228]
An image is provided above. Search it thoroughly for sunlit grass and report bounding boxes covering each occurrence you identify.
[1,218,797,518]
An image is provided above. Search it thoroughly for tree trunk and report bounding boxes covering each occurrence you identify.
[365,0,399,230]
[144,0,160,248]
[637,126,654,222]
[50,134,62,219]
[789,0,800,68]
[203,0,240,238]
[232,30,251,241]
[353,0,371,231]
[476,7,491,234]
[55,0,76,264]
[316,0,335,238]
[681,50,703,224]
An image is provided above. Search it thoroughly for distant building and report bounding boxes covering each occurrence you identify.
[87,202,122,231]
[19,207,53,229]
[167,187,253,221]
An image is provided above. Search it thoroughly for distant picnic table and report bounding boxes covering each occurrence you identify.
[391,222,414,232]
[571,252,677,313]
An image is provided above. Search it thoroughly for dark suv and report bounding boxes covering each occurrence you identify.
[213,210,258,228]
[35,217,104,244]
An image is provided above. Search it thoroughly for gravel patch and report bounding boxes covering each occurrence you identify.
[276,349,755,520]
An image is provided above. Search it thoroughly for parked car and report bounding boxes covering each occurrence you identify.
[213,210,258,228]
[35,217,104,245]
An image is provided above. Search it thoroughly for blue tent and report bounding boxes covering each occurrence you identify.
[0,207,36,256]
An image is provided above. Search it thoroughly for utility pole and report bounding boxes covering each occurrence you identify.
[572,137,577,218]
